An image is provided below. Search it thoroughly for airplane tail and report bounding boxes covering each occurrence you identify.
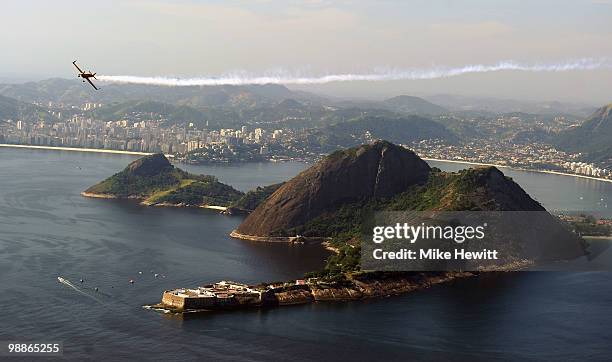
[93,73,97,79]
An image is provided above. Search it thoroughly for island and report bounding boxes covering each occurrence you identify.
[82,153,244,208]
[153,140,587,313]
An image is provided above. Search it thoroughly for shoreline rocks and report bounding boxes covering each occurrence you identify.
[229,230,329,244]
[150,271,475,313]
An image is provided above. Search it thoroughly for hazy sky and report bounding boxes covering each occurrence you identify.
[2,0,611,103]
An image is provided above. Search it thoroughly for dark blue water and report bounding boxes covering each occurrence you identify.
[1,148,611,361]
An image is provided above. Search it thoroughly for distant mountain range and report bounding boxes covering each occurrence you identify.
[0,78,312,109]
[324,115,458,145]
[0,78,461,132]
[2,78,608,164]
[334,95,448,115]
[555,103,612,167]
[0,78,599,118]
[1,77,598,120]
[0,78,449,114]
[382,95,448,115]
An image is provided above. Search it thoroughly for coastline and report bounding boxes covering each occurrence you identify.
[0,143,153,156]
[151,258,540,315]
[322,240,341,254]
[146,202,229,211]
[80,192,118,199]
[150,271,476,314]
[583,235,612,240]
[229,230,329,244]
[81,192,228,211]
[421,157,612,184]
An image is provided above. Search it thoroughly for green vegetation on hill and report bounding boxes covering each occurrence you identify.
[84,154,243,207]
[325,115,458,146]
[0,79,299,109]
[230,182,285,212]
[284,115,458,154]
[566,215,612,237]
[236,140,433,237]
[0,94,50,122]
[284,166,544,280]
[91,100,208,125]
[149,178,243,206]
[292,167,530,238]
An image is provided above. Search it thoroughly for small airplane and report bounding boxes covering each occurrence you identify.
[72,60,99,90]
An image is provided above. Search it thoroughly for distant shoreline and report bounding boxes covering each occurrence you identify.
[2,143,610,184]
[422,157,612,184]
[0,143,152,156]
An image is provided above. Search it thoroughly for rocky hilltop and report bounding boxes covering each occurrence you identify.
[235,140,432,237]
[82,153,243,207]
[235,140,549,239]
[233,140,585,267]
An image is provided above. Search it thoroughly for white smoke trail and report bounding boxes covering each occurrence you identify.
[97,58,610,87]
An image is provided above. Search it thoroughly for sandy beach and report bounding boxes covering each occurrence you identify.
[0,143,153,156]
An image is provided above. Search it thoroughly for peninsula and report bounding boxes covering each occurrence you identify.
[155,140,587,313]
[82,153,244,208]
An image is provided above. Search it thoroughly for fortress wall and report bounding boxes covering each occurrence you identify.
[161,292,186,310]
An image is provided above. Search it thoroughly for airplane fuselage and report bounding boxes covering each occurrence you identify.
[73,61,98,90]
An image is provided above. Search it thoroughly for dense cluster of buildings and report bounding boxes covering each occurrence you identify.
[1,109,610,180]
[410,139,611,180]
[0,115,310,162]
[563,162,610,178]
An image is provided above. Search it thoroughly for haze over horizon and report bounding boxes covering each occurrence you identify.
[2,0,611,103]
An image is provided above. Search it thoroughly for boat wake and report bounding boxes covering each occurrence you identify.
[57,276,104,304]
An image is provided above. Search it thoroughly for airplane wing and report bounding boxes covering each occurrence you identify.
[85,78,99,90]
[72,61,84,74]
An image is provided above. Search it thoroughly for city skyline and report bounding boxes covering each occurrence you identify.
[2,105,610,181]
